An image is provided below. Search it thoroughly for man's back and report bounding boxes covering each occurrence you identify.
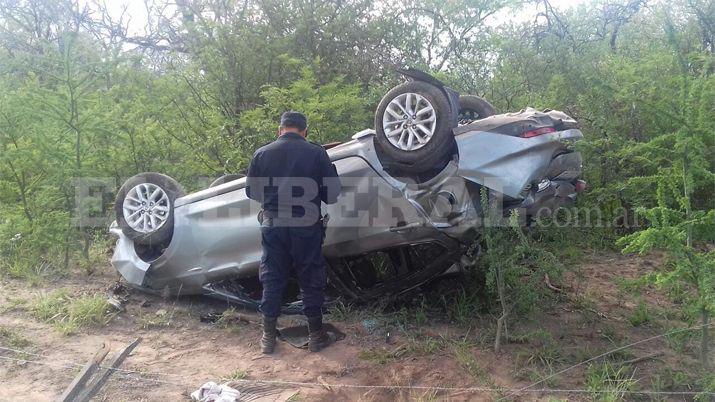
[246,132,339,225]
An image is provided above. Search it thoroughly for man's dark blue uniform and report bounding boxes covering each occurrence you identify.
[245,111,340,353]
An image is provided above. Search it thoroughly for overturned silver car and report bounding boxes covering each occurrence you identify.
[110,69,585,313]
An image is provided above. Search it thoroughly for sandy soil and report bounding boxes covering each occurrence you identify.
[0,251,705,401]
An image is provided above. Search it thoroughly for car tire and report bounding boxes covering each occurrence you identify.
[374,81,455,173]
[208,174,244,188]
[458,95,496,124]
[115,172,185,246]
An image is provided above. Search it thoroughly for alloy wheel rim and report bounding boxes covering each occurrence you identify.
[122,183,170,233]
[382,92,437,151]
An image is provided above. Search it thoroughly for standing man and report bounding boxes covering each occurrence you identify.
[246,111,340,354]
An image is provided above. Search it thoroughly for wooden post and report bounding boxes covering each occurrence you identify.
[57,344,109,402]
[76,338,142,402]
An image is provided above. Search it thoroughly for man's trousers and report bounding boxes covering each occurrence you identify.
[258,221,326,318]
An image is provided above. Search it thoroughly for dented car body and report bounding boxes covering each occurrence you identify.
[111,105,584,312]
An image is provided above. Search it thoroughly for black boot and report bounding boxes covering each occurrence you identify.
[261,316,277,354]
[308,315,332,352]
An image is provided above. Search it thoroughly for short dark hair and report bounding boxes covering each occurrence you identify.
[280,111,308,131]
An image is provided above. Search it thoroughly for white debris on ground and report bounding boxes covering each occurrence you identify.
[190,381,241,402]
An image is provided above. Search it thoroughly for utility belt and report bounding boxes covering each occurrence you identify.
[258,209,329,229]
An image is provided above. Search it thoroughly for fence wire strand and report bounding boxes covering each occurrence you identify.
[2,321,714,398]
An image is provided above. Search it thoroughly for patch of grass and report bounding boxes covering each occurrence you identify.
[137,308,175,329]
[444,289,481,326]
[413,298,429,327]
[514,330,564,368]
[652,367,695,390]
[0,296,28,313]
[75,235,112,275]
[600,324,622,344]
[557,243,583,264]
[628,300,651,327]
[649,373,668,402]
[572,293,601,324]
[508,329,551,344]
[570,345,597,363]
[585,362,637,402]
[71,295,113,327]
[516,363,560,388]
[512,330,564,388]
[385,300,441,330]
[572,293,597,311]
[326,300,362,322]
[357,345,408,365]
[615,277,646,294]
[404,334,448,356]
[664,328,695,353]
[607,348,635,363]
[357,334,448,364]
[215,308,245,333]
[450,338,505,398]
[451,339,489,382]
[674,371,694,389]
[658,306,684,321]
[666,282,687,305]
[0,326,32,349]
[452,343,485,379]
[32,289,70,321]
[226,368,248,380]
[330,298,436,334]
[605,349,636,363]
[388,307,413,330]
[0,258,58,284]
[31,290,113,335]
[697,373,715,400]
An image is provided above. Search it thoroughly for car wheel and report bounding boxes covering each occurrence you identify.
[115,172,185,246]
[374,81,455,173]
[458,95,496,125]
[208,174,244,188]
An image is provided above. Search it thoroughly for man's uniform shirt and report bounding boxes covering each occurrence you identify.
[246,132,340,225]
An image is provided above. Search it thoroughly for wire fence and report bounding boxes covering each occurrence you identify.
[1,321,714,399]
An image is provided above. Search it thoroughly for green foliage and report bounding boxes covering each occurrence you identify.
[585,362,638,402]
[614,67,714,369]
[446,287,483,326]
[479,190,563,318]
[226,369,248,380]
[514,330,564,368]
[239,65,370,146]
[478,187,564,352]
[628,300,652,327]
[451,340,489,382]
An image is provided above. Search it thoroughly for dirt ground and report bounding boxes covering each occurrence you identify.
[0,251,707,401]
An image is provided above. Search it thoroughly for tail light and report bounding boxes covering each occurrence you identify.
[522,127,556,138]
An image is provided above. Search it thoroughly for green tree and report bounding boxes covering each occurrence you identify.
[240,64,370,147]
